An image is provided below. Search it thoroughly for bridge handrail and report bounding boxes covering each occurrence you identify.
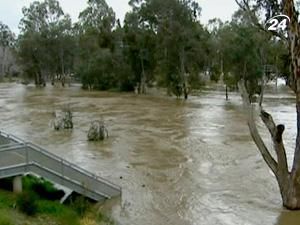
[0,131,26,143]
[0,131,121,192]
[0,144,27,152]
[0,162,111,199]
[29,162,111,198]
[27,143,121,191]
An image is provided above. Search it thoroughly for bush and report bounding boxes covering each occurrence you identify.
[16,192,38,216]
[22,175,64,200]
[37,200,80,225]
[71,197,90,217]
[37,200,66,215]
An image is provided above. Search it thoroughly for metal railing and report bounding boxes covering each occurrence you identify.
[0,131,121,201]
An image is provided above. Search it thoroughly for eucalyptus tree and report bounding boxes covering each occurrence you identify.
[129,0,206,99]
[18,0,74,86]
[206,19,224,83]
[123,10,156,93]
[0,22,15,77]
[236,0,300,209]
[223,18,267,98]
[76,0,118,90]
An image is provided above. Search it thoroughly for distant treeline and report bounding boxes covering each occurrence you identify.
[0,0,289,98]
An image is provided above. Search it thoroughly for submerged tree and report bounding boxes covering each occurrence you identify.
[129,0,207,99]
[237,0,300,209]
[123,10,157,94]
[0,22,15,77]
[51,106,73,130]
[87,120,108,141]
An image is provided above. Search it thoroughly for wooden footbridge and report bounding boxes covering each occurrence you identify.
[0,131,121,202]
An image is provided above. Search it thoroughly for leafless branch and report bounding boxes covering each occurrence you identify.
[238,80,278,175]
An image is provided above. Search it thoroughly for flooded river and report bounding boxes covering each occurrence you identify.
[1,83,300,225]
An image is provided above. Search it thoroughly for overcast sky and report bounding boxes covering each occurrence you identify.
[0,0,238,34]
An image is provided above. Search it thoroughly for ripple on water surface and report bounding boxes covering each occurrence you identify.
[0,83,298,225]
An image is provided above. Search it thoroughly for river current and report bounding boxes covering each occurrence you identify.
[0,83,299,225]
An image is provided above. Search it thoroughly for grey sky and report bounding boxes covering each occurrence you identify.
[0,0,238,34]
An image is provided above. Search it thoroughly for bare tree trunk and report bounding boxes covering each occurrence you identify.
[2,47,6,76]
[60,49,65,87]
[140,56,146,94]
[238,81,297,208]
[284,0,300,208]
[226,85,229,101]
[235,0,300,208]
[180,48,188,100]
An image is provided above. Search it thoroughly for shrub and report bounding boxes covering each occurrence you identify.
[37,200,80,225]
[22,175,64,200]
[37,200,66,215]
[71,197,90,217]
[16,192,38,216]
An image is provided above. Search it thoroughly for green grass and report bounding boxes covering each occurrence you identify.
[0,190,16,209]
[0,190,81,225]
[0,182,112,225]
[37,200,80,225]
[22,175,63,200]
[0,209,13,225]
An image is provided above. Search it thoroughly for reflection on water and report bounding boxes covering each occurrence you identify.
[0,83,298,225]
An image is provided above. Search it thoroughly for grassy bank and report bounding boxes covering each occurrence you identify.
[0,176,114,225]
[0,190,114,225]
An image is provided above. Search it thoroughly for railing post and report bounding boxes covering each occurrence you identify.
[25,145,29,172]
[13,176,23,193]
[61,159,64,185]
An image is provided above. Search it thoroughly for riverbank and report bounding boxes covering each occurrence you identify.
[0,176,114,225]
[0,189,114,225]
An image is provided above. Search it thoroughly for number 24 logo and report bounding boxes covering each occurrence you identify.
[266,15,290,31]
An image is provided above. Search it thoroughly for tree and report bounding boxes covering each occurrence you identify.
[129,0,206,99]
[236,0,300,209]
[0,22,15,77]
[78,0,115,33]
[123,10,156,93]
[17,0,74,86]
[76,0,120,90]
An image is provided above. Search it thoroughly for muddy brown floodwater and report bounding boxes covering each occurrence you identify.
[1,83,300,225]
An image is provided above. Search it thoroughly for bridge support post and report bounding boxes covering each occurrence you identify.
[13,176,22,193]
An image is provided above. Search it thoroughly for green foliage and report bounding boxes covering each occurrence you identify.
[7,0,289,97]
[0,189,111,225]
[22,175,64,200]
[37,200,80,225]
[0,22,14,47]
[208,10,287,97]
[70,197,90,217]
[17,0,75,86]
[78,0,115,32]
[75,0,123,91]
[126,0,207,98]
[0,190,16,209]
[16,191,38,216]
